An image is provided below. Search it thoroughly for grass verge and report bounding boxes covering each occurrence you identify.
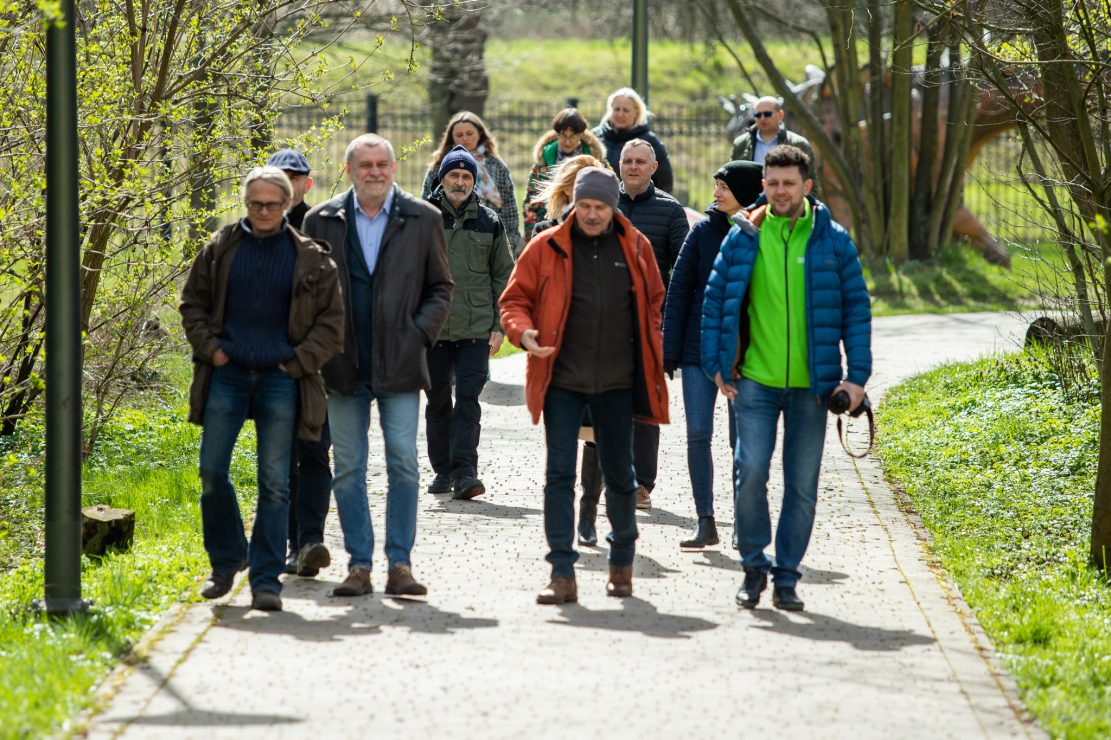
[877,351,1110,737]
[0,361,257,738]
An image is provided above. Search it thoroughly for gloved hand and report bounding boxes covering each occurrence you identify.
[664,359,678,380]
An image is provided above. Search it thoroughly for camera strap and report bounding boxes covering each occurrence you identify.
[836,406,875,459]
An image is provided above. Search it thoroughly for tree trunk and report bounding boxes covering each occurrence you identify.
[1095,305,1111,567]
[910,25,944,260]
[427,6,489,137]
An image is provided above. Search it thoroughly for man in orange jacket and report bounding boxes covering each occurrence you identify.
[500,167,668,604]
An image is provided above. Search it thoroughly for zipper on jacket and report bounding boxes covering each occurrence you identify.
[783,221,794,387]
[593,236,603,392]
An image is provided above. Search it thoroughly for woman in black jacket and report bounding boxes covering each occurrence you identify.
[592,87,673,195]
[662,160,763,549]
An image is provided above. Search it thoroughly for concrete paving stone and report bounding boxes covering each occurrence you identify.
[85,312,1045,739]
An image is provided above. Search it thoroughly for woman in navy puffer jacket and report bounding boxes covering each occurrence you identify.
[662,161,764,549]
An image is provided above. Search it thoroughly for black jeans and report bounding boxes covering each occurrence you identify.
[287,417,332,553]
[425,339,490,480]
[634,421,659,491]
[543,386,638,579]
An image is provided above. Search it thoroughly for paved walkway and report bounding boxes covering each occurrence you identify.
[89,312,1043,738]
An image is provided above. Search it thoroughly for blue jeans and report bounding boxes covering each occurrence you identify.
[732,378,827,588]
[543,386,638,579]
[425,339,489,480]
[328,384,420,571]
[681,364,735,518]
[198,364,297,594]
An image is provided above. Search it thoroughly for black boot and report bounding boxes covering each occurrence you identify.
[578,443,602,546]
[680,516,720,548]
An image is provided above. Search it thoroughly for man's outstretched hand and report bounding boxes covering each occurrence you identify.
[520,329,556,358]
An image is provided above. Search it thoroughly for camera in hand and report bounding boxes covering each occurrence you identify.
[827,389,871,418]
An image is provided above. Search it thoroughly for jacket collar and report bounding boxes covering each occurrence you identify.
[546,208,632,258]
[620,183,656,203]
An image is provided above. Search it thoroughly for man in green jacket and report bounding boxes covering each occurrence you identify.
[424,146,514,500]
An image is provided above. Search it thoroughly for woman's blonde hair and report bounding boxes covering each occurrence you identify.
[601,87,650,128]
[535,154,606,217]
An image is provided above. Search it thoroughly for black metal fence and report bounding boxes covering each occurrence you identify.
[277,94,1050,247]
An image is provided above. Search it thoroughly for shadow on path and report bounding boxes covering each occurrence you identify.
[574,549,681,579]
[211,598,498,639]
[800,564,850,585]
[636,504,697,530]
[549,597,719,639]
[750,609,935,651]
[429,497,542,520]
[480,380,525,406]
[101,662,302,729]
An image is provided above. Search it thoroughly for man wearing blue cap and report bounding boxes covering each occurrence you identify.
[267,148,314,230]
[266,148,332,579]
[424,145,514,500]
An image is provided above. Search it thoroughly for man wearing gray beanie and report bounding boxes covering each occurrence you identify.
[499,165,669,604]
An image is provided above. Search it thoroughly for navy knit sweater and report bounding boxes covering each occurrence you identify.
[219,220,297,369]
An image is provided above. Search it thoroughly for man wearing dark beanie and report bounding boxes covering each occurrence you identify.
[500,166,669,604]
[423,145,513,501]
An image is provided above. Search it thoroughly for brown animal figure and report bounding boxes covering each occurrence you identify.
[722,65,1022,267]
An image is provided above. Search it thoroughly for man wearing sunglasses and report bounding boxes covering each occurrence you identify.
[731,96,815,168]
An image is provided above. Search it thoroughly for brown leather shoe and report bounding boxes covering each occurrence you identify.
[536,576,578,605]
[606,564,633,597]
[635,485,652,510]
[332,566,373,597]
[385,564,428,597]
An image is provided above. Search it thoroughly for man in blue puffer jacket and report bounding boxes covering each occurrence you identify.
[701,145,871,612]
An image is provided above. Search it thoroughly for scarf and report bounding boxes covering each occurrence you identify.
[471,144,502,209]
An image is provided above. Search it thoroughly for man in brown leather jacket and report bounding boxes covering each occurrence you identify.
[180,166,343,612]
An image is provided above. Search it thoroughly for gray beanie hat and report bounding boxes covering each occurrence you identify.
[573,167,620,209]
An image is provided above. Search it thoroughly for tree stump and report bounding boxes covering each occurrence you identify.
[82,505,135,556]
[1025,316,1086,348]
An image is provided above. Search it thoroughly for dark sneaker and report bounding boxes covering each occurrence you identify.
[251,590,282,612]
[200,570,236,600]
[772,586,805,612]
[452,477,485,500]
[284,552,298,575]
[735,569,767,609]
[427,474,453,494]
[296,542,331,577]
[332,566,373,597]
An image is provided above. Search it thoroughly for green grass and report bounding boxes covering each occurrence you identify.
[295,35,817,107]
[877,351,1111,737]
[864,240,1064,316]
[0,354,259,738]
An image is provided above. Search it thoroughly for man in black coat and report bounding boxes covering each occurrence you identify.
[612,139,690,511]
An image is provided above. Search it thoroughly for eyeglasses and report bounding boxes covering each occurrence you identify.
[557,132,582,142]
[753,110,777,119]
[245,200,286,213]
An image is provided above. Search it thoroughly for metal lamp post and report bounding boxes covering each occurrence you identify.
[632,0,649,102]
[40,0,86,616]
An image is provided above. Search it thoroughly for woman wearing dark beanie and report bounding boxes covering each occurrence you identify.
[662,160,763,549]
